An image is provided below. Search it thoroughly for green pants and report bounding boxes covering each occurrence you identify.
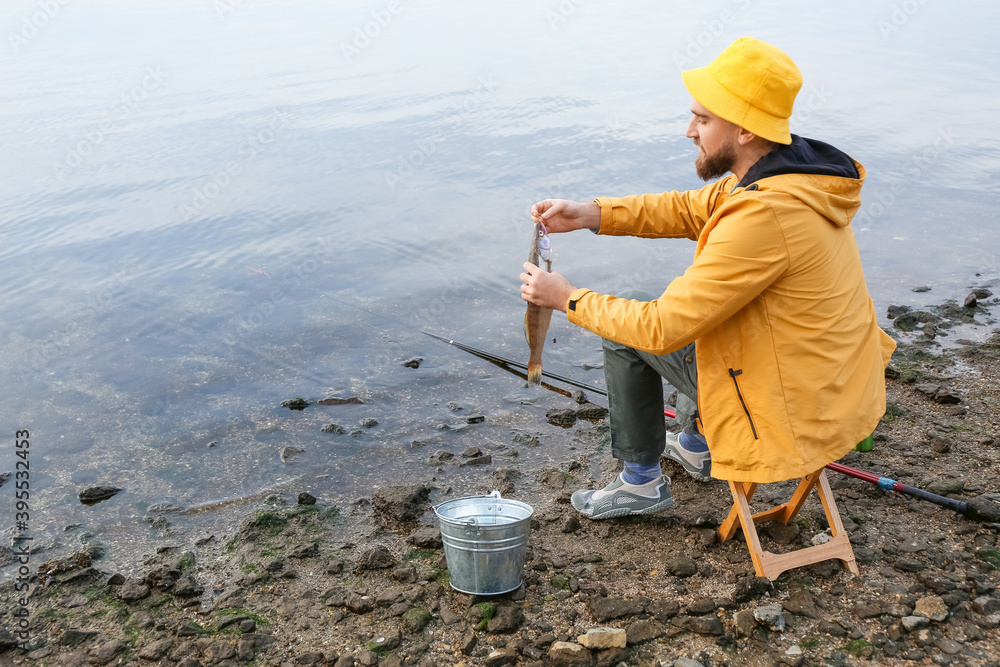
[602,290,699,465]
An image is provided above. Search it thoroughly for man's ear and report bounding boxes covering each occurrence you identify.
[736,126,758,146]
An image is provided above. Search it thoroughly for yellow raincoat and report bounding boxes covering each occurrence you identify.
[566,144,895,483]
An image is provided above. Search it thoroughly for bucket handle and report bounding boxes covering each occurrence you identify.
[432,488,502,513]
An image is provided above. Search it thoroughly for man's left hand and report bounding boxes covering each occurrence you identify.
[520,262,576,313]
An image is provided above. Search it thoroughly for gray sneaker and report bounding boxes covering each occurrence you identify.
[664,431,712,482]
[570,473,673,519]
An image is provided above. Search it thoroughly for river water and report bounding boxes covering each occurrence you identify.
[2,0,999,569]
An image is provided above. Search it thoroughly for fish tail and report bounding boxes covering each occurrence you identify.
[527,363,542,386]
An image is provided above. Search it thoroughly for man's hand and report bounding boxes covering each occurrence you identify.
[531,199,601,233]
[520,262,576,313]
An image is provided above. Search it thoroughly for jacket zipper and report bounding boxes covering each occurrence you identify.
[728,368,759,440]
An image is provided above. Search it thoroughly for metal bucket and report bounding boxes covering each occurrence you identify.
[434,490,533,595]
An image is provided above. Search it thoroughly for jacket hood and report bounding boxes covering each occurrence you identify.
[737,135,864,228]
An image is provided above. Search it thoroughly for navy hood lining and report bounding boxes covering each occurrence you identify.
[737,135,859,188]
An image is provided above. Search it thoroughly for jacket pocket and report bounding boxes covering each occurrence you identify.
[728,368,759,440]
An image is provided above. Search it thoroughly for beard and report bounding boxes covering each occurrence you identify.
[695,137,737,181]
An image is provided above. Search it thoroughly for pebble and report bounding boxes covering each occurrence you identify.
[753,603,786,631]
[401,357,423,368]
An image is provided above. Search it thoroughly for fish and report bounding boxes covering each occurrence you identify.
[524,221,553,386]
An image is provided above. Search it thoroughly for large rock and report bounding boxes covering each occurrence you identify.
[373,485,430,524]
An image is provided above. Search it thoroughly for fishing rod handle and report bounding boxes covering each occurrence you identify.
[897,483,968,514]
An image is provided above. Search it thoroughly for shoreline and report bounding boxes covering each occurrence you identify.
[2,292,1000,667]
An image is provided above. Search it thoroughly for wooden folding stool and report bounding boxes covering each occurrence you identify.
[716,468,859,581]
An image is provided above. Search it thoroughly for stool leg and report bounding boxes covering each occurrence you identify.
[718,482,757,543]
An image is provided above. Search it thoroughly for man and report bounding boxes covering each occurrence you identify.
[519,37,896,520]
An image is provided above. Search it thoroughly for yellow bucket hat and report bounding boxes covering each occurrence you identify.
[682,37,802,145]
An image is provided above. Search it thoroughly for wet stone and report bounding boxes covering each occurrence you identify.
[321,423,345,434]
[575,403,609,420]
[428,450,453,464]
[280,445,305,461]
[78,486,122,505]
[318,396,364,407]
[545,408,577,426]
[463,454,492,466]
[360,417,378,428]
[402,357,423,368]
[281,398,309,410]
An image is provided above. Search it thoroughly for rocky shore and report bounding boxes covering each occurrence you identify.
[2,290,1000,667]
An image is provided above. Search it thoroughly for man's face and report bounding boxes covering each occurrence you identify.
[686,100,738,181]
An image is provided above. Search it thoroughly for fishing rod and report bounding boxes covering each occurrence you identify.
[430,332,1000,521]
[661,406,999,521]
[421,331,607,395]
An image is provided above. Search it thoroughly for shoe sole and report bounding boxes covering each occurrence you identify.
[573,497,675,520]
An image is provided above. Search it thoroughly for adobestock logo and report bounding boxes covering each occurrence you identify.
[341,0,403,63]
